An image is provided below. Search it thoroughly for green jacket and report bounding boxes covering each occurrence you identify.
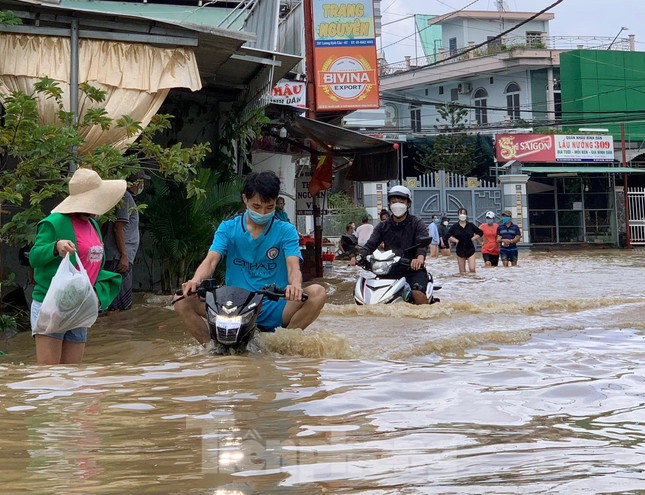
[30,213,121,309]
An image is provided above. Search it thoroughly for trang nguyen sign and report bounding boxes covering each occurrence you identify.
[495,134,615,163]
[311,0,380,111]
[270,80,306,109]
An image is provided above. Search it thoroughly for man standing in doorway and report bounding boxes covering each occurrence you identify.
[497,210,521,267]
[103,170,148,310]
[275,196,290,223]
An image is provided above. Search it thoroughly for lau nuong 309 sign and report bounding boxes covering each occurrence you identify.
[312,0,380,111]
[495,134,615,163]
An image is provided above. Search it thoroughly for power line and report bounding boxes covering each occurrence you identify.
[391,0,565,71]
[381,87,645,117]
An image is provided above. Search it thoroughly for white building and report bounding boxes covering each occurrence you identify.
[375,10,633,133]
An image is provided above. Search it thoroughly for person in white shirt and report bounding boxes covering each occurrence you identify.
[355,215,374,247]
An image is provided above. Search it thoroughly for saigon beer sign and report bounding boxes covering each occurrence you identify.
[312,1,380,111]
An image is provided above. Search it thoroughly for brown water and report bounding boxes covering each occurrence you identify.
[2,250,645,494]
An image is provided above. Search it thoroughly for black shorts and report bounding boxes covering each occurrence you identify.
[404,269,430,292]
[387,264,430,292]
[482,253,499,266]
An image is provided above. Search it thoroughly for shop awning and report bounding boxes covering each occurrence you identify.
[1,0,301,99]
[285,115,399,181]
[522,166,645,174]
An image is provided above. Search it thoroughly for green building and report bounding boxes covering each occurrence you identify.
[560,49,645,148]
[517,50,645,247]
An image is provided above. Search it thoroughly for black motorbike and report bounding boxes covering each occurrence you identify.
[194,280,307,354]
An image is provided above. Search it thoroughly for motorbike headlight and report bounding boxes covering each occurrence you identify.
[216,312,255,328]
[372,260,393,276]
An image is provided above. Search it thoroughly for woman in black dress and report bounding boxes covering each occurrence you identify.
[446,208,483,274]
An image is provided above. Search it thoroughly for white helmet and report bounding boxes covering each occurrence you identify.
[387,185,412,202]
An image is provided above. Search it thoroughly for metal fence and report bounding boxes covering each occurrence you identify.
[407,170,502,224]
[629,187,645,245]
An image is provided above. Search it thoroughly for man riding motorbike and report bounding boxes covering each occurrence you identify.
[350,185,430,305]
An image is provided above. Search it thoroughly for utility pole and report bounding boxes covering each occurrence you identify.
[621,123,632,249]
[303,0,323,277]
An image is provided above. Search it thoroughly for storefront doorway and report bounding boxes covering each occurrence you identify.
[527,174,616,244]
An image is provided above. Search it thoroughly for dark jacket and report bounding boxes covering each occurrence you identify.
[359,214,428,259]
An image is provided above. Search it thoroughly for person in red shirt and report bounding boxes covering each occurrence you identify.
[479,211,500,267]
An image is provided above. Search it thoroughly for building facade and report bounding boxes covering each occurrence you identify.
[357,9,645,246]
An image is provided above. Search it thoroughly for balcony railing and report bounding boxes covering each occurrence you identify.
[381,35,633,76]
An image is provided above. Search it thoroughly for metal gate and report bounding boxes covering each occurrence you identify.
[407,170,503,223]
[629,187,645,245]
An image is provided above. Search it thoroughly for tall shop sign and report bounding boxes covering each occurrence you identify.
[495,134,615,163]
[312,1,380,111]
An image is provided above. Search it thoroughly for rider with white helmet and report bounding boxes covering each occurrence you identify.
[351,184,430,304]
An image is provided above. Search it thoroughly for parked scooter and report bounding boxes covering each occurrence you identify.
[182,281,308,354]
[353,237,440,305]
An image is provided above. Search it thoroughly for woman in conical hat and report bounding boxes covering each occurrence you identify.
[29,168,126,364]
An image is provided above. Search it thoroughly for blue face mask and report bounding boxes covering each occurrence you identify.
[486,219,494,224]
[434,219,440,224]
[502,217,511,224]
[247,208,274,225]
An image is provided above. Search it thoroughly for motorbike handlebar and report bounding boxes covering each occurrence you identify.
[258,283,309,302]
[173,280,308,302]
[398,257,411,268]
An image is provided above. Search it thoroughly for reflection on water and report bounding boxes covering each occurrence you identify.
[1,250,645,494]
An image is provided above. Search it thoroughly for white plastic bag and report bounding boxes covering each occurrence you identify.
[35,252,99,334]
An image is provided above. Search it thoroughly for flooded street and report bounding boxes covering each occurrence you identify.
[1,250,645,494]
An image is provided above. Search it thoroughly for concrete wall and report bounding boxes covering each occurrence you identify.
[357,182,388,223]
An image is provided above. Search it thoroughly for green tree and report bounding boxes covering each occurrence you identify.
[418,102,477,176]
[141,169,244,292]
[325,192,368,237]
[139,105,270,292]
[0,77,210,299]
[0,10,22,25]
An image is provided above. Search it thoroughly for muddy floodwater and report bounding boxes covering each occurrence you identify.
[1,250,645,494]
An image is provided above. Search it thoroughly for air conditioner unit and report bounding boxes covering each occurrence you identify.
[457,82,472,94]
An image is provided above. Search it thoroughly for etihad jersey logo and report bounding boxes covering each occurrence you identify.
[319,55,376,102]
[233,259,277,271]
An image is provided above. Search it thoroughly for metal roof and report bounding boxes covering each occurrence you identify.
[1,0,300,99]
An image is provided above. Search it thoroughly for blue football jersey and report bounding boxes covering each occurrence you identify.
[210,213,302,291]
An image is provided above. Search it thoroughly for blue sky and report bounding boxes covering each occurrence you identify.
[380,0,644,63]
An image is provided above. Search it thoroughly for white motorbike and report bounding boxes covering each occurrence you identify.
[354,237,441,305]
